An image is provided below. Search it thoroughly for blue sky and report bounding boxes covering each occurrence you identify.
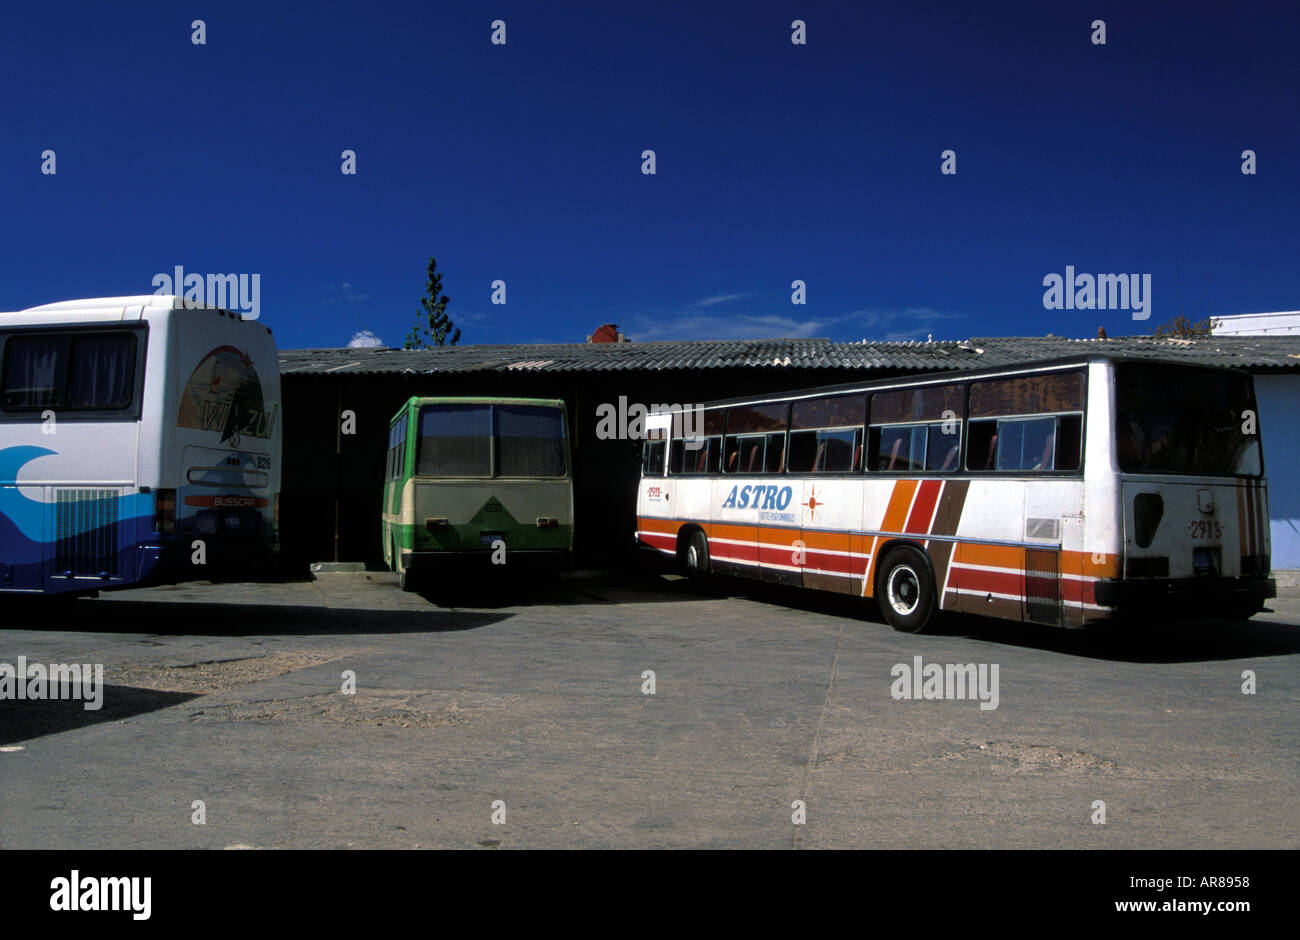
[1,1,1296,349]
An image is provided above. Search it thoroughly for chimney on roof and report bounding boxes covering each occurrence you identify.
[1097,326,1108,339]
[587,323,627,343]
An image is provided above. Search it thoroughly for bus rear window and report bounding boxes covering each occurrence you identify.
[495,405,566,477]
[2,331,136,410]
[417,404,491,476]
[1115,365,1261,477]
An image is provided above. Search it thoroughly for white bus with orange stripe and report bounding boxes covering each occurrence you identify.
[636,356,1275,632]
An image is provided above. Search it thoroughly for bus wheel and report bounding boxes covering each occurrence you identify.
[683,530,711,579]
[394,542,418,592]
[876,546,936,633]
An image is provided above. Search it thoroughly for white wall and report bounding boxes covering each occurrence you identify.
[1257,374,1300,571]
[1212,311,1300,335]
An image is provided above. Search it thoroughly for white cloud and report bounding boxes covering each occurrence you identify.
[624,300,969,343]
[692,292,750,308]
[627,312,831,342]
[324,282,371,305]
[347,330,384,348]
[841,307,970,340]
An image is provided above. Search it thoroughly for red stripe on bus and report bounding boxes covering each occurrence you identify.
[639,531,676,551]
[903,479,942,534]
[949,565,1023,596]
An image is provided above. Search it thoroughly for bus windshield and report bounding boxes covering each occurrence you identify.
[417,404,491,476]
[1114,364,1261,477]
[495,404,566,476]
[416,402,566,477]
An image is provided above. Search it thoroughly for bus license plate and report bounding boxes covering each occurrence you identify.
[480,533,502,545]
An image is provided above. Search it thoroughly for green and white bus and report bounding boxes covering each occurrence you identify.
[381,396,574,590]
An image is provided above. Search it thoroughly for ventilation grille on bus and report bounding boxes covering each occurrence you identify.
[54,489,120,578]
[1025,548,1062,626]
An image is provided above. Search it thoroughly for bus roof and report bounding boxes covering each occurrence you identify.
[666,353,1257,413]
[0,295,272,333]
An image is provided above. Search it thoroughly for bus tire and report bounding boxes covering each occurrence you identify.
[875,546,936,634]
[394,541,418,592]
[683,530,711,579]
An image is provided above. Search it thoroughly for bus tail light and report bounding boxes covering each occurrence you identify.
[536,517,558,527]
[1133,493,1163,548]
[154,489,176,535]
[273,493,280,538]
[426,517,449,530]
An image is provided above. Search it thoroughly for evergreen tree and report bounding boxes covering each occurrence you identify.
[404,257,461,348]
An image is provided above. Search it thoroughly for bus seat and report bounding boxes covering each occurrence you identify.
[984,434,998,470]
[813,441,826,472]
[886,437,902,471]
[746,444,760,473]
[727,449,738,471]
[853,443,863,471]
[940,444,959,471]
[696,445,708,472]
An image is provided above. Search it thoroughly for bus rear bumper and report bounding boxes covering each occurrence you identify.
[1094,576,1276,617]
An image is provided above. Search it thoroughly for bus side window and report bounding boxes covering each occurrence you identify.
[723,436,739,472]
[967,415,1080,472]
[966,420,997,471]
[926,424,961,472]
[668,438,685,474]
[680,436,717,474]
[643,440,666,476]
[764,432,785,473]
[1054,415,1082,471]
[870,425,927,472]
[706,437,722,473]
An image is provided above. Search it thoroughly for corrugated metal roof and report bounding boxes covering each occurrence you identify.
[967,335,1300,370]
[279,338,979,375]
[279,334,1300,376]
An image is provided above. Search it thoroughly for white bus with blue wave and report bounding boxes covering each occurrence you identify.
[0,295,281,595]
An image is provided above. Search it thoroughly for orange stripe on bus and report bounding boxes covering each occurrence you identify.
[863,480,918,597]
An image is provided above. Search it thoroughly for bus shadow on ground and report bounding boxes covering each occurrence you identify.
[0,685,199,747]
[413,568,731,609]
[709,577,1300,664]
[1,599,512,638]
[954,614,1300,664]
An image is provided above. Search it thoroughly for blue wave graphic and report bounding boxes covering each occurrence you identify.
[0,445,152,544]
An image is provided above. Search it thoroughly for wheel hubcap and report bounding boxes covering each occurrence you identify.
[887,565,920,616]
